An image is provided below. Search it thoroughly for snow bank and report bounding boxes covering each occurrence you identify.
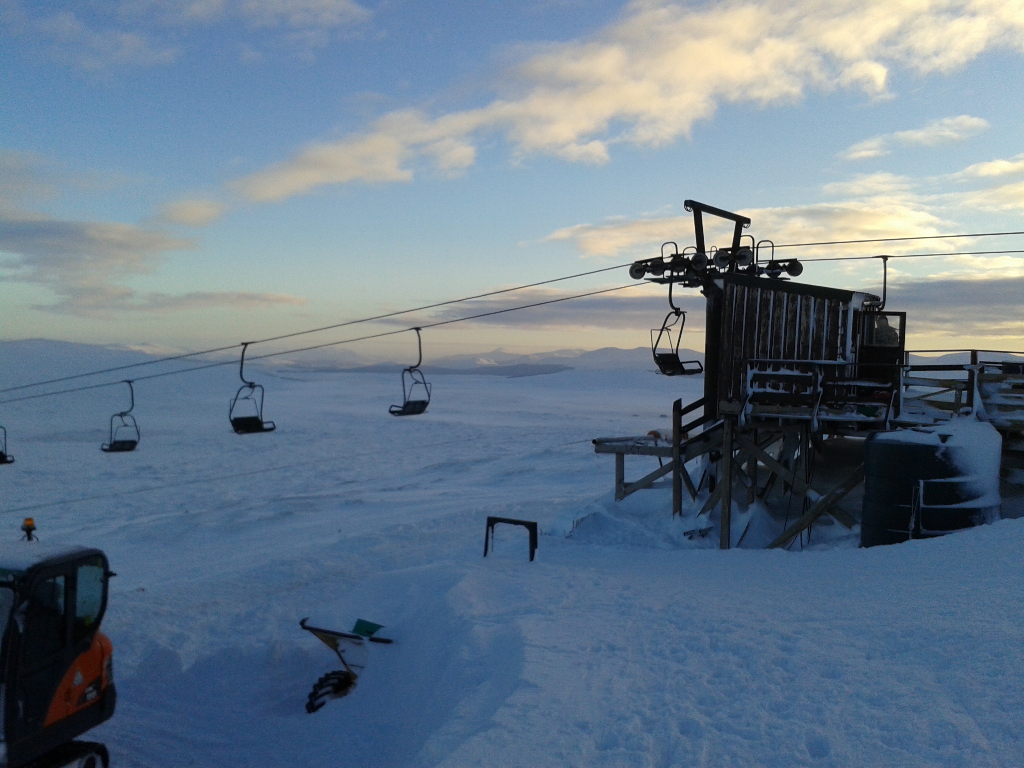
[2,343,1022,767]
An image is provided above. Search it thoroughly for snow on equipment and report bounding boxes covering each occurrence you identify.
[483,516,538,562]
[0,527,116,768]
[0,424,13,465]
[299,618,392,713]
[101,380,139,453]
[229,342,276,434]
[389,328,431,417]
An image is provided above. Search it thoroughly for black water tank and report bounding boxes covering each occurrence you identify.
[861,422,1001,547]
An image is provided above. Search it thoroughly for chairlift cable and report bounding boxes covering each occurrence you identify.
[5,230,1024,397]
[771,230,1024,249]
[801,248,1024,262]
[0,263,631,395]
[0,283,649,405]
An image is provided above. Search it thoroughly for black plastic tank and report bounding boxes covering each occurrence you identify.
[861,420,1002,547]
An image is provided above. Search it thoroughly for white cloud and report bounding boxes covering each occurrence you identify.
[546,198,946,259]
[959,179,1024,213]
[958,153,1024,178]
[840,115,989,160]
[158,198,228,226]
[233,0,1024,200]
[822,173,915,197]
[893,115,990,146]
[0,211,303,316]
[840,137,890,160]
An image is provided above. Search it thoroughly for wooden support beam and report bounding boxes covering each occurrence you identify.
[697,482,722,517]
[767,466,865,550]
[672,398,682,517]
[735,433,813,498]
[620,461,675,499]
[680,463,698,502]
[745,432,758,506]
[720,417,733,550]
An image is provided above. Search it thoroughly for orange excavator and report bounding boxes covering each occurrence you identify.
[1,524,116,768]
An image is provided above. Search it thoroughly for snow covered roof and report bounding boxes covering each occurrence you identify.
[0,542,95,576]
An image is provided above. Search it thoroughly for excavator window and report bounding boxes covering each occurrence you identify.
[74,560,105,643]
[0,586,12,646]
[23,575,67,669]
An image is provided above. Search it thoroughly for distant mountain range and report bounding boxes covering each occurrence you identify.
[0,339,706,382]
[284,346,706,377]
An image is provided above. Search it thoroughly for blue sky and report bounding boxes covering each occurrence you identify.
[2,0,1024,360]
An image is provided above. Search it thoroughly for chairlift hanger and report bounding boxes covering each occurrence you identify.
[0,424,13,465]
[229,342,276,434]
[101,379,140,453]
[651,280,703,376]
[390,328,432,417]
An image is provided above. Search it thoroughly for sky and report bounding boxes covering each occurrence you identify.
[2,0,1024,362]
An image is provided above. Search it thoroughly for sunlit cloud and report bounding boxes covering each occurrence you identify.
[0,210,303,316]
[546,198,947,260]
[371,275,1024,346]
[957,152,1024,179]
[158,198,228,226]
[839,115,989,160]
[959,179,1024,213]
[234,1,1024,201]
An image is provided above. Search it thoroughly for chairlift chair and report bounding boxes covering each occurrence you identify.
[0,425,13,465]
[390,328,432,416]
[101,379,140,452]
[651,281,703,376]
[230,343,276,434]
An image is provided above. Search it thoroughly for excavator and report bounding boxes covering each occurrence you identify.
[1,521,116,768]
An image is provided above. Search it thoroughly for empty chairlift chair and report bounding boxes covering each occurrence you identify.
[229,342,276,434]
[651,281,703,376]
[0,425,13,465]
[390,328,432,416]
[101,379,140,453]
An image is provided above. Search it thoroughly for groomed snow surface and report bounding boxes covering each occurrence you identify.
[2,349,1023,767]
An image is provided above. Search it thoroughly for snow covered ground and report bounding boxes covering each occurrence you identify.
[2,345,1023,767]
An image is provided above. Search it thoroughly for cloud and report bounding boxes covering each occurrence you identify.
[889,275,1024,339]
[233,0,1024,200]
[821,173,915,197]
[547,197,946,259]
[958,179,1024,213]
[1,0,371,71]
[383,286,701,332]
[236,0,370,29]
[839,115,989,160]
[35,11,180,71]
[0,150,59,208]
[158,198,228,226]
[0,210,303,316]
[958,153,1024,179]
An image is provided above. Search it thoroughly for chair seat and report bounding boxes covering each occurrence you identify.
[0,452,12,465]
[232,416,276,433]
[389,400,428,416]
[102,440,138,453]
[654,353,703,376]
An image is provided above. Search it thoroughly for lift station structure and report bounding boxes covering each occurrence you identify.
[594,201,1024,549]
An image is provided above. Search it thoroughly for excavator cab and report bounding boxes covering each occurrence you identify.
[0,543,116,768]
